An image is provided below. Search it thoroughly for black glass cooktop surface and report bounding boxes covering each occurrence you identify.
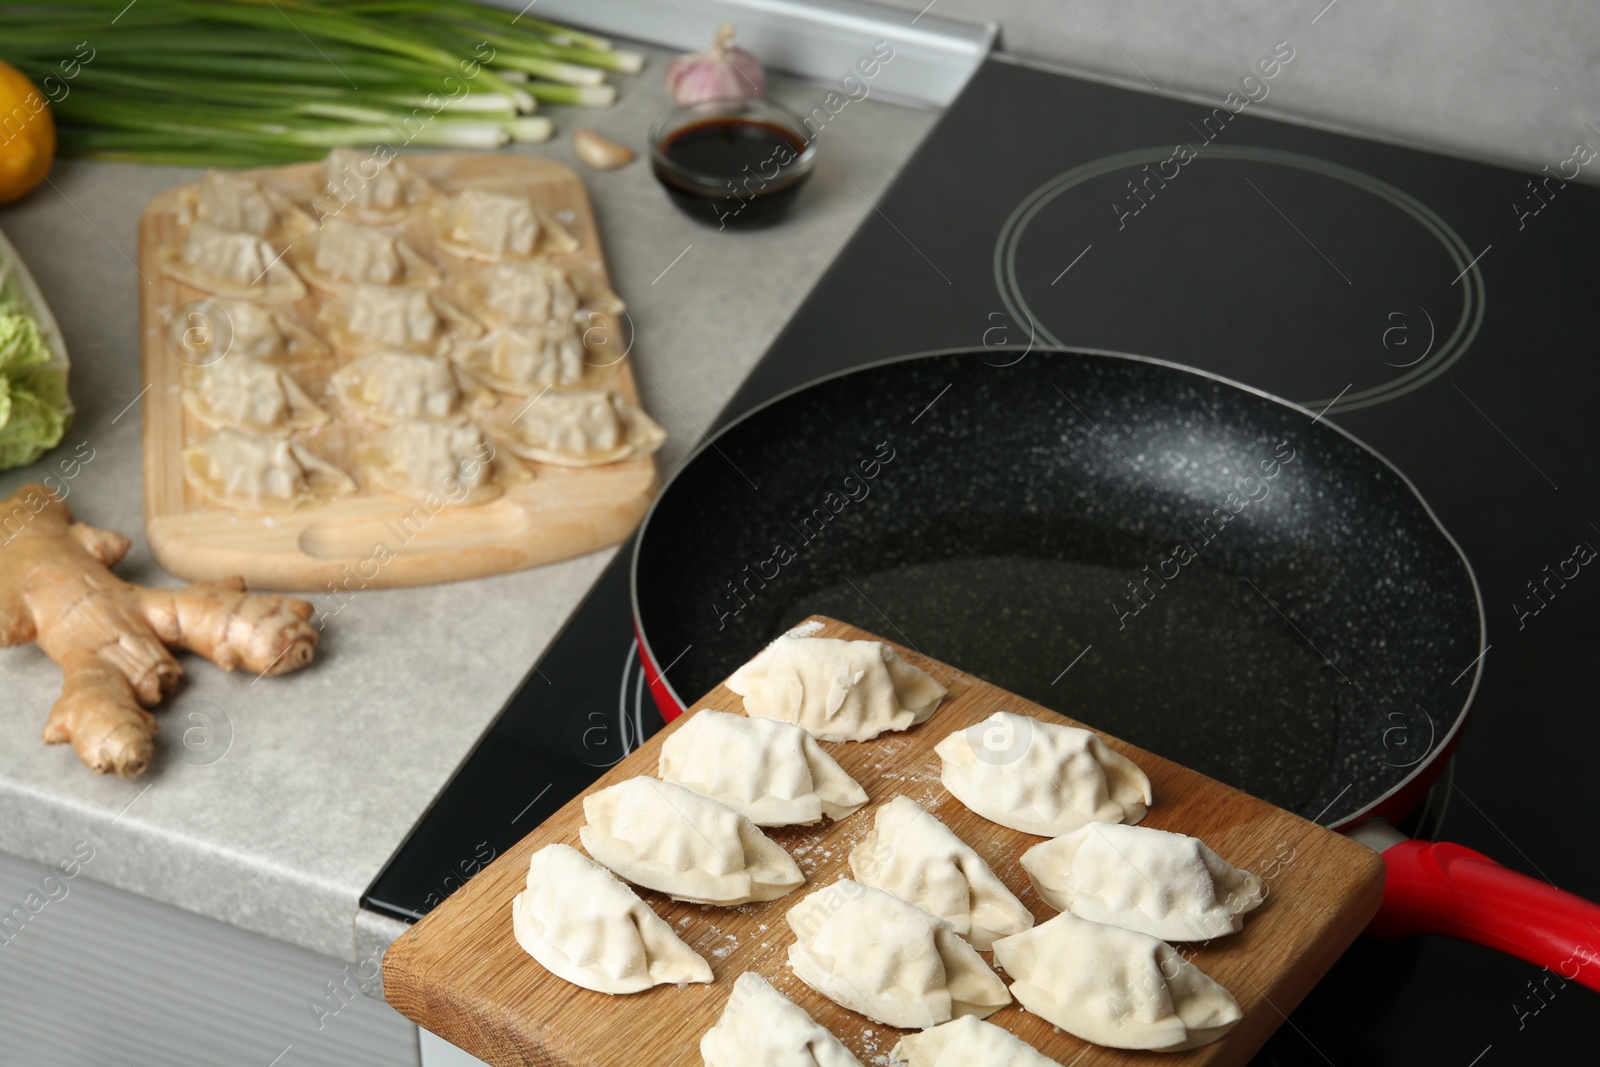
[366,56,1598,1064]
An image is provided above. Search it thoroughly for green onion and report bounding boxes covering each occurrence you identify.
[0,0,637,166]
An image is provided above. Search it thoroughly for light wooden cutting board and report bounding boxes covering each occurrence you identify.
[383,617,1385,1066]
[139,153,657,591]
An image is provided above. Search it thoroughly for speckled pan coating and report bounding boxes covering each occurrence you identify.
[634,349,1483,828]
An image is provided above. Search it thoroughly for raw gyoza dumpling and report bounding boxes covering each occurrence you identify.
[488,388,664,467]
[172,298,325,363]
[434,188,577,260]
[188,170,304,236]
[183,428,354,513]
[701,972,864,1067]
[579,777,804,905]
[992,910,1241,1051]
[357,419,505,505]
[298,218,437,292]
[182,355,329,432]
[318,147,434,223]
[580,777,804,904]
[511,843,711,994]
[848,796,1032,950]
[727,636,948,743]
[321,284,478,354]
[785,879,1011,1029]
[935,712,1151,836]
[1020,822,1263,942]
[892,1016,1064,1067]
[460,260,585,326]
[163,222,305,302]
[447,322,590,395]
[658,709,868,827]
[330,351,491,426]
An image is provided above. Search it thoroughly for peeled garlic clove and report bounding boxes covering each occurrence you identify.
[573,129,635,170]
[664,23,766,107]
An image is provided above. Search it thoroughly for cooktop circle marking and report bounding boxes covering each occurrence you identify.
[994,145,1485,414]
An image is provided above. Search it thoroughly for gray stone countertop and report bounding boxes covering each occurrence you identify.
[0,48,938,962]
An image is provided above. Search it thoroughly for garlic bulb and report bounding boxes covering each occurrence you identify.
[665,24,766,106]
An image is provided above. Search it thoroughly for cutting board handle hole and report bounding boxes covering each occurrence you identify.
[297,501,534,559]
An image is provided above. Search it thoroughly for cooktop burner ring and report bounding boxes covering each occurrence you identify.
[994,145,1486,415]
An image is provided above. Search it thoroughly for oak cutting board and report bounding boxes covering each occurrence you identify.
[139,153,657,591]
[383,617,1385,1066]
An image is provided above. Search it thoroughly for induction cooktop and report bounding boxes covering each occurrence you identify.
[367,55,1599,1064]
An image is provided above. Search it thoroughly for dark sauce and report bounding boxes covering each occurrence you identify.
[653,117,812,229]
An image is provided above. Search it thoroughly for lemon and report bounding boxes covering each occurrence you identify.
[0,61,56,205]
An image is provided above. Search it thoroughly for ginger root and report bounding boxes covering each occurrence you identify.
[0,483,318,777]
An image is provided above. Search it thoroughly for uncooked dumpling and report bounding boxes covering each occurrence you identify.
[318,147,434,223]
[172,298,325,363]
[992,910,1241,1051]
[848,796,1032,950]
[893,1016,1064,1067]
[357,418,506,505]
[434,188,577,260]
[1020,822,1263,942]
[460,260,584,326]
[580,777,804,905]
[188,170,304,236]
[701,972,863,1067]
[727,636,947,743]
[488,388,664,467]
[163,221,305,302]
[934,712,1151,836]
[183,428,354,513]
[298,218,437,292]
[659,709,868,827]
[785,879,1011,1029]
[447,322,590,395]
[330,351,492,426]
[320,284,479,354]
[511,843,711,994]
[182,356,329,433]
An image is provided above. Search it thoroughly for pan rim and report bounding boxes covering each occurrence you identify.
[631,345,1488,830]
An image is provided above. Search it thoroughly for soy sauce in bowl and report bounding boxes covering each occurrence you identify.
[650,99,817,229]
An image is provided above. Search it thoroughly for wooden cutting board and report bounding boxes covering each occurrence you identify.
[139,153,657,591]
[383,617,1385,1066]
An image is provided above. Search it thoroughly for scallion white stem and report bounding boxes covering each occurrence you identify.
[504,117,554,143]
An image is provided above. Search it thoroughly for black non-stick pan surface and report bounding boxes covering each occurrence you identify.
[633,349,1484,828]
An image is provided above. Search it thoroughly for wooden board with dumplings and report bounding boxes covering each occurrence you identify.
[139,150,663,591]
[382,616,1386,1067]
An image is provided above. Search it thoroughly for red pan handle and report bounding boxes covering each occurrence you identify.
[1366,835,1600,992]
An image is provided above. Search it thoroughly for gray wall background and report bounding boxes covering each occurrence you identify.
[874,0,1596,175]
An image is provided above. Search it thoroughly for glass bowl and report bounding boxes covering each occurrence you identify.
[649,97,818,229]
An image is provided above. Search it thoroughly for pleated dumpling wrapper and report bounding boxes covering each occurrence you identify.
[1021,822,1264,941]
[992,910,1241,1051]
[579,777,804,905]
[659,709,868,827]
[893,1016,1064,1067]
[163,221,305,302]
[181,356,329,433]
[935,712,1152,836]
[785,879,1011,1030]
[848,796,1033,950]
[510,843,711,994]
[727,635,947,743]
[701,972,864,1067]
[320,147,435,224]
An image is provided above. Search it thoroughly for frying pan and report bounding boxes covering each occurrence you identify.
[632,347,1600,990]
